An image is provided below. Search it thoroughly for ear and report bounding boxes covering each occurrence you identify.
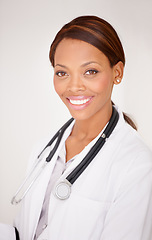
[113,61,124,85]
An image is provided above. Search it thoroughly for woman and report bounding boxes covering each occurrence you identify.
[7,15,152,239]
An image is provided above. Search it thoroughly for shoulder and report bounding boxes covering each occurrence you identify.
[114,107,152,162]
[108,107,152,182]
[26,131,56,172]
[26,119,75,171]
[108,108,152,200]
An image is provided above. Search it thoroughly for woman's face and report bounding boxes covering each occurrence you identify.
[53,38,122,121]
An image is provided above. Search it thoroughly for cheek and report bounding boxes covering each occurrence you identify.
[53,77,63,96]
[89,74,113,93]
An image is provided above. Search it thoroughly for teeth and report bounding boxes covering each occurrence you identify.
[69,98,90,105]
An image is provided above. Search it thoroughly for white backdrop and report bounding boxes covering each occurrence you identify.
[0,0,152,224]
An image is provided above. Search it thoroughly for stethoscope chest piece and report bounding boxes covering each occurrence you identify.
[55,179,72,200]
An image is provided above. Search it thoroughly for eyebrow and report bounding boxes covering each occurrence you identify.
[54,64,68,68]
[81,61,101,67]
[55,61,100,68]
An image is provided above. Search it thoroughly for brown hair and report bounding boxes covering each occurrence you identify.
[49,15,137,130]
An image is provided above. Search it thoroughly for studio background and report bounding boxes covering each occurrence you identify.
[0,0,152,224]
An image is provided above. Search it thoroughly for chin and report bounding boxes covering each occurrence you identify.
[68,109,95,121]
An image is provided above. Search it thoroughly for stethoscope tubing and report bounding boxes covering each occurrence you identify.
[38,118,74,161]
[11,161,48,205]
[66,107,119,184]
[11,118,74,205]
[11,107,118,204]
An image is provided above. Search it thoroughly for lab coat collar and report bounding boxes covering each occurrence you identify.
[56,105,123,182]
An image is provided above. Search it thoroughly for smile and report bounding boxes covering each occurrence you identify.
[69,98,91,105]
[66,96,93,110]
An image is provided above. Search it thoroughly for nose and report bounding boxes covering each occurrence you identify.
[67,74,86,92]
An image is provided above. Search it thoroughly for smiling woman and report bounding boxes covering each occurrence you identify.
[3,15,152,240]
[50,15,137,130]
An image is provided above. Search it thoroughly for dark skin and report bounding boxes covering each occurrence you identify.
[65,106,112,161]
[53,39,123,162]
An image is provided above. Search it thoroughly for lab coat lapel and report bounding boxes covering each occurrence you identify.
[28,121,74,239]
[23,146,56,240]
[58,142,94,181]
[57,110,124,182]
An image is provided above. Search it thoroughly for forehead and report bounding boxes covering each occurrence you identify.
[54,38,109,66]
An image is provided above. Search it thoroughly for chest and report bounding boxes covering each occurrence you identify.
[40,143,124,239]
[65,136,94,162]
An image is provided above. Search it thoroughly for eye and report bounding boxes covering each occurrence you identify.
[85,69,99,76]
[56,71,68,77]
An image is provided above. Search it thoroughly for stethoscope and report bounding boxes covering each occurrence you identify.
[11,106,119,205]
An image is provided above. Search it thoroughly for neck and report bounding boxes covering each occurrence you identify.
[71,103,113,141]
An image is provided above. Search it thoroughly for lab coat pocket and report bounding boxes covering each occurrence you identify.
[62,193,111,239]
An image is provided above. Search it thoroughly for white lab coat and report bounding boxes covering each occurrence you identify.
[13,108,152,240]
